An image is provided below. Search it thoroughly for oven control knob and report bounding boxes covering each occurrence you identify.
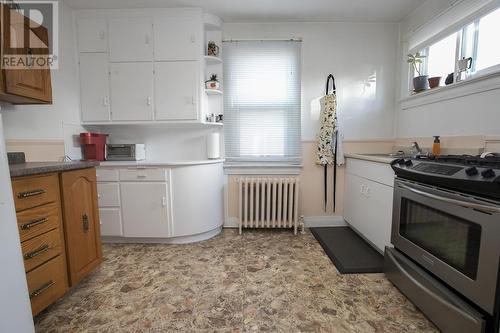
[481,169,495,178]
[404,159,413,167]
[465,167,479,176]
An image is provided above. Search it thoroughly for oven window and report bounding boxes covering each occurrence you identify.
[400,199,482,280]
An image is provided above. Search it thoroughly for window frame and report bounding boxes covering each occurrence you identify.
[408,6,500,93]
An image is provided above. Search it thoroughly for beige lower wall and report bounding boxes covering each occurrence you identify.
[225,136,500,222]
[226,139,394,221]
[6,139,65,162]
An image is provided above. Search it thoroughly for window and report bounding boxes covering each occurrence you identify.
[223,40,301,164]
[412,6,500,88]
[475,8,500,72]
[424,33,458,80]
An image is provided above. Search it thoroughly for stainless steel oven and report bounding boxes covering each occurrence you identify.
[392,178,500,316]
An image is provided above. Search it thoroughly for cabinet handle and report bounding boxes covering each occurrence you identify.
[30,280,55,299]
[190,34,195,43]
[162,196,167,207]
[82,213,90,233]
[147,96,152,106]
[20,217,48,230]
[145,34,150,44]
[24,244,50,260]
[17,189,46,199]
[99,31,105,40]
[102,96,109,107]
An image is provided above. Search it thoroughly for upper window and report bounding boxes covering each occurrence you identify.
[223,40,302,164]
[412,6,500,88]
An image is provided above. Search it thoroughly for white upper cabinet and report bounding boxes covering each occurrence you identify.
[109,18,153,62]
[155,61,198,120]
[79,53,110,122]
[110,63,154,121]
[77,18,108,53]
[154,17,201,61]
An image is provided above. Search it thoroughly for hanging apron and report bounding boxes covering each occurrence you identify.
[316,75,338,212]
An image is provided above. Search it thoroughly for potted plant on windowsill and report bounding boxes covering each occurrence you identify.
[407,52,429,92]
[205,74,220,90]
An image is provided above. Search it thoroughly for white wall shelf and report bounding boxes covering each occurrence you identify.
[205,89,223,95]
[204,55,222,64]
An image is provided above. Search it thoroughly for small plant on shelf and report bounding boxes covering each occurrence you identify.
[407,52,429,92]
[205,74,220,90]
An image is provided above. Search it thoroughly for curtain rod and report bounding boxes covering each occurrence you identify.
[222,38,302,42]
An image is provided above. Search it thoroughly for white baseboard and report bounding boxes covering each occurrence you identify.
[223,216,346,228]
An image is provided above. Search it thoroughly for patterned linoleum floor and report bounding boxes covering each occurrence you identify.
[34,229,438,332]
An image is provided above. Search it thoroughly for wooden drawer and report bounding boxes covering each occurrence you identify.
[96,168,119,182]
[26,255,68,316]
[97,183,120,207]
[12,174,59,212]
[119,168,168,182]
[22,228,63,272]
[16,202,61,242]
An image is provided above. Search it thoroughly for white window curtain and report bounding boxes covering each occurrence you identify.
[223,40,302,164]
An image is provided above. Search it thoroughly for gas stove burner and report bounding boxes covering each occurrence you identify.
[391,154,500,201]
[414,155,500,169]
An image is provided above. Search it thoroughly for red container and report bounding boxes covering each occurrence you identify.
[80,132,108,161]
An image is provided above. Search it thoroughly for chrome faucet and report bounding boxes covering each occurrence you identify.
[411,142,423,156]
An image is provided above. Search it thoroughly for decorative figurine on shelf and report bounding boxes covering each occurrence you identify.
[205,74,220,90]
[207,41,220,57]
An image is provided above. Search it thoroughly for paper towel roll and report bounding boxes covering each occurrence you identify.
[207,133,220,159]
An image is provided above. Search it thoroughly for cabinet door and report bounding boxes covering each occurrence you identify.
[120,183,170,238]
[60,168,102,286]
[99,208,123,237]
[79,53,110,122]
[109,18,153,62]
[154,17,200,61]
[110,62,154,121]
[154,61,198,120]
[2,8,52,103]
[344,173,393,252]
[77,18,107,52]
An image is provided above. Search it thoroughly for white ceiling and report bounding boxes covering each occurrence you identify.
[62,0,425,23]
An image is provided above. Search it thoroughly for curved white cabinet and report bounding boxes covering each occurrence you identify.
[96,161,223,244]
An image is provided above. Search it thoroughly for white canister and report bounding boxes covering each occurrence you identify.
[207,133,220,159]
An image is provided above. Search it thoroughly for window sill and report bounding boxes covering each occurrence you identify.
[400,70,500,110]
[224,163,303,175]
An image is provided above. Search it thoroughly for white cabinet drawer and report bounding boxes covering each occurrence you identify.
[99,208,123,237]
[97,183,120,207]
[346,158,395,187]
[119,168,167,182]
[96,168,119,182]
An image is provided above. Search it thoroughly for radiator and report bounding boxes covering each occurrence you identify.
[237,177,300,235]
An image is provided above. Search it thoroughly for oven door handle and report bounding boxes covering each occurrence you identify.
[398,183,500,214]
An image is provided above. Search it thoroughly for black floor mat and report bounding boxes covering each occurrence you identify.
[310,227,384,274]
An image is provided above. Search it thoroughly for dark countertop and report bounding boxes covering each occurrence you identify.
[9,161,100,177]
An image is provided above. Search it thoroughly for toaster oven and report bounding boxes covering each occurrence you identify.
[105,144,146,161]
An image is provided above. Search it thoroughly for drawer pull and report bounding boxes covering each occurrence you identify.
[17,189,46,199]
[29,280,55,299]
[24,245,50,260]
[82,213,89,233]
[21,217,49,230]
